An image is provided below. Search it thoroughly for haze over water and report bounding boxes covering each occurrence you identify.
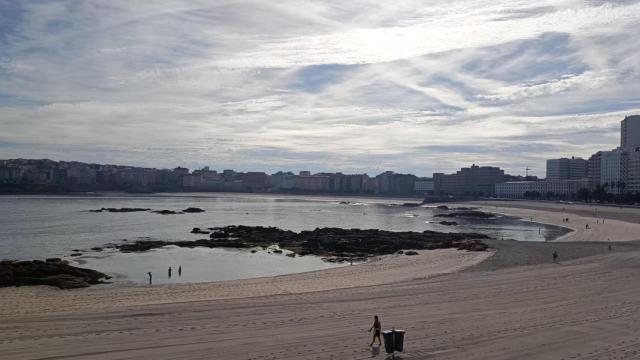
[0,193,568,284]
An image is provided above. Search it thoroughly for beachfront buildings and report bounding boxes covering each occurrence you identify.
[414,178,434,194]
[546,157,588,180]
[495,179,590,199]
[627,148,640,193]
[433,164,506,196]
[622,115,640,150]
[599,149,626,194]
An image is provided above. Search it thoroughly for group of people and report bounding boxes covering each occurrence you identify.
[147,265,182,284]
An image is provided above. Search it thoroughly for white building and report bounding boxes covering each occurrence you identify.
[495,179,590,199]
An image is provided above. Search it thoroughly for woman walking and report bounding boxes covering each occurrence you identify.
[368,315,382,346]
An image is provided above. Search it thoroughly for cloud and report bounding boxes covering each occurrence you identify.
[1,0,640,177]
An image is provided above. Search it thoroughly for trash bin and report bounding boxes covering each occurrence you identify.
[382,330,395,353]
[393,329,405,352]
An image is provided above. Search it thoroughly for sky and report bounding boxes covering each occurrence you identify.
[1,0,640,177]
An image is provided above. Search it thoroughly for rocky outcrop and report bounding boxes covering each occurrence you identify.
[112,225,490,259]
[0,259,110,289]
[191,227,210,234]
[434,211,495,219]
[152,210,182,215]
[90,207,205,215]
[89,207,150,213]
[405,251,419,256]
[439,221,458,226]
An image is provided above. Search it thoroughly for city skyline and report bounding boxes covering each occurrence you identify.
[2,1,640,177]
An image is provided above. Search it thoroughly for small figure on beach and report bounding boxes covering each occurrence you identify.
[168,266,172,278]
[178,265,182,277]
[147,272,152,285]
[368,315,382,347]
[585,224,590,229]
[608,244,612,251]
[552,251,558,262]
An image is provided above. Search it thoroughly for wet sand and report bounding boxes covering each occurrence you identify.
[465,200,640,242]
[2,201,640,359]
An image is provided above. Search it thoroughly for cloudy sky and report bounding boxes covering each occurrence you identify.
[1,1,640,177]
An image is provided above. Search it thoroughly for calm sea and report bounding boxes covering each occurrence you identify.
[0,193,569,284]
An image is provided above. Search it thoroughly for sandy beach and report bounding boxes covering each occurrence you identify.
[466,200,640,242]
[2,201,640,359]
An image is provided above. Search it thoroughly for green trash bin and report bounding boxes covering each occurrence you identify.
[382,330,395,353]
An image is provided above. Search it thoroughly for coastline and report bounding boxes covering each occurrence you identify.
[0,248,492,318]
[3,200,640,359]
[465,200,640,242]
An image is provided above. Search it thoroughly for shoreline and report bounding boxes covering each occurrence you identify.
[4,201,640,358]
[465,200,640,242]
[0,248,493,317]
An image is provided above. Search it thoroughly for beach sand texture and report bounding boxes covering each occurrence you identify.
[468,200,640,242]
[2,202,640,359]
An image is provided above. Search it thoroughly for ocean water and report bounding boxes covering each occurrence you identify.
[0,193,569,284]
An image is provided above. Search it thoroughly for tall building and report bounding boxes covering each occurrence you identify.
[600,149,626,194]
[374,171,417,194]
[626,148,640,193]
[546,157,588,180]
[433,164,506,196]
[621,115,640,150]
[587,152,602,188]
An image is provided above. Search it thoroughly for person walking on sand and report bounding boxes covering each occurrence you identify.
[168,266,172,278]
[178,265,182,277]
[147,272,152,285]
[552,251,558,263]
[368,315,382,347]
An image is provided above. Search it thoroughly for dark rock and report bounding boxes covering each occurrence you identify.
[397,250,404,254]
[439,221,458,226]
[210,231,229,238]
[91,247,103,251]
[46,258,62,263]
[251,249,257,253]
[0,260,110,289]
[436,205,449,210]
[70,253,82,257]
[402,202,420,207]
[183,207,205,213]
[434,211,495,219]
[405,251,419,256]
[191,227,210,234]
[90,207,150,213]
[286,252,295,258]
[152,210,182,215]
[272,249,283,254]
[111,226,490,263]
